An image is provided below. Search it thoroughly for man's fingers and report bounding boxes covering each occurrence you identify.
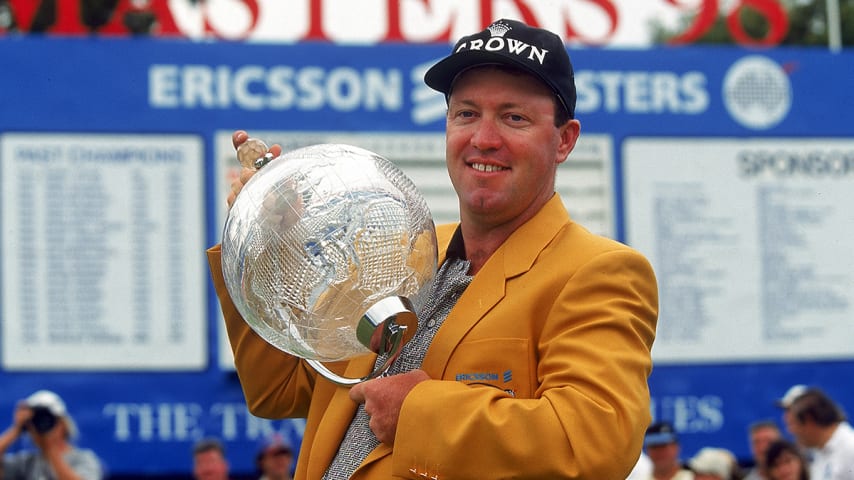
[232,130,249,150]
[349,382,366,404]
[238,167,256,185]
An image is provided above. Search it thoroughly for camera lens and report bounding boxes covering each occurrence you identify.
[29,406,57,434]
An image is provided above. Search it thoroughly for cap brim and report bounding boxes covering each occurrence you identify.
[644,432,677,447]
[425,50,552,97]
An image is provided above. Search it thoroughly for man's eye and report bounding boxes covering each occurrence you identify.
[508,114,525,122]
[458,111,475,118]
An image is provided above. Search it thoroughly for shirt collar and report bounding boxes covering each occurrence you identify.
[446,225,466,260]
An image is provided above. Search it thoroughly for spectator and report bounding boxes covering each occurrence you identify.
[688,447,741,480]
[0,390,103,480]
[777,385,809,448]
[783,388,854,480]
[255,435,293,480]
[744,420,784,480]
[765,440,809,480]
[643,421,695,480]
[193,438,230,480]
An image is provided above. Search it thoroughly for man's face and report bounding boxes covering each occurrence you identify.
[193,450,229,480]
[750,426,781,465]
[259,447,293,477]
[783,408,812,447]
[785,412,820,448]
[444,67,578,228]
[646,442,680,471]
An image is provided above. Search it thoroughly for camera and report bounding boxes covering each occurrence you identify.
[28,406,58,434]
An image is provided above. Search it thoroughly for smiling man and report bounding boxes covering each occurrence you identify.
[210,18,658,479]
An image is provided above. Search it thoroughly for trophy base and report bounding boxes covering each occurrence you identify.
[308,296,417,386]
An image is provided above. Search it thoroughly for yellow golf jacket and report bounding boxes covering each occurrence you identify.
[208,195,658,479]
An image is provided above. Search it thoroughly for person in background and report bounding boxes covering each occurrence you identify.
[0,390,103,480]
[783,388,854,480]
[642,421,694,480]
[777,385,809,447]
[764,439,809,480]
[210,17,658,480]
[688,447,741,480]
[192,438,231,480]
[255,435,294,480]
[744,420,785,480]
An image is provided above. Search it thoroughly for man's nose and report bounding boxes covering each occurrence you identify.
[470,118,502,151]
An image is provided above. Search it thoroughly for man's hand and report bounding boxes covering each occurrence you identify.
[227,130,283,209]
[30,420,64,454]
[349,369,430,445]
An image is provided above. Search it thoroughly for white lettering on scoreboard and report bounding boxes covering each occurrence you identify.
[0,133,207,370]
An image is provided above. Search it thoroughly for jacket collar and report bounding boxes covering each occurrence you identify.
[425,194,569,377]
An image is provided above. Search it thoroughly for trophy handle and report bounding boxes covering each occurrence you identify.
[305,296,418,386]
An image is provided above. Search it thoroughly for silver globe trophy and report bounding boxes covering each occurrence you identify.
[221,141,438,386]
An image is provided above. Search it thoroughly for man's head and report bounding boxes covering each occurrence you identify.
[425,20,580,229]
[747,419,782,469]
[256,435,294,480]
[776,384,807,443]
[785,387,846,448]
[644,421,683,474]
[24,389,77,440]
[193,438,230,480]
[425,18,576,126]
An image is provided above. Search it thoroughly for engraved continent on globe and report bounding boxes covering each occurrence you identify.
[221,144,438,363]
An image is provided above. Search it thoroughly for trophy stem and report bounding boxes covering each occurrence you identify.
[306,296,418,386]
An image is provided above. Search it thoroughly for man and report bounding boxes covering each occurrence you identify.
[743,420,784,480]
[776,384,808,450]
[642,422,694,480]
[784,388,854,480]
[255,436,294,480]
[0,390,103,480]
[209,18,658,479]
[192,438,231,480]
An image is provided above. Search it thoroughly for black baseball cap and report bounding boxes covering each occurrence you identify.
[644,421,679,447]
[424,18,576,119]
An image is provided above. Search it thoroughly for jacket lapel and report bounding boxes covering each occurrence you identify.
[332,197,570,474]
[420,195,569,379]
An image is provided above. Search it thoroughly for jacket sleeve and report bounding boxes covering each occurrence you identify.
[206,245,316,419]
[392,248,658,479]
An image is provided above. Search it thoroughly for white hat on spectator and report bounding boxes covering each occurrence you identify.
[776,384,808,409]
[25,389,78,439]
[689,447,736,479]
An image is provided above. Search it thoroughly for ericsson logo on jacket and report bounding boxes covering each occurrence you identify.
[456,370,516,396]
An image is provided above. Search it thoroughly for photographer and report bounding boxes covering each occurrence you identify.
[0,390,103,480]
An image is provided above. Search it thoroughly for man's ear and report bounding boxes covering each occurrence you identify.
[556,119,581,164]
